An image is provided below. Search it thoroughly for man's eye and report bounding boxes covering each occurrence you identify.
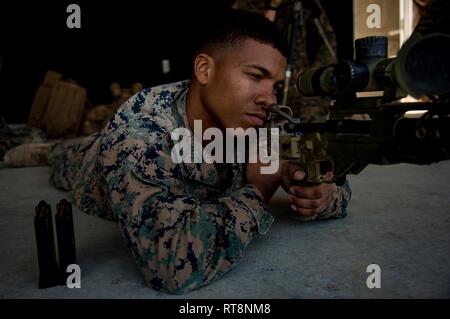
[274,85,283,96]
[248,73,263,80]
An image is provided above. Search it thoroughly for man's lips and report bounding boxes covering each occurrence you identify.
[245,113,267,126]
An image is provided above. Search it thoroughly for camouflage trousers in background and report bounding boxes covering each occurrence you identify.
[0,116,47,165]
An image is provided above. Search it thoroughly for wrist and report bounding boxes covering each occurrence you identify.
[246,163,282,202]
[255,182,279,203]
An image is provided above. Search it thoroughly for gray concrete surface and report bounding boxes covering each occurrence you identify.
[0,162,449,298]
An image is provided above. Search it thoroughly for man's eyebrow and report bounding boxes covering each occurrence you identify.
[244,64,284,83]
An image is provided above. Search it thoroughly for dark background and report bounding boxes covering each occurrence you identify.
[0,0,352,124]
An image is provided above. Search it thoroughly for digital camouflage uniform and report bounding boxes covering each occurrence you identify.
[48,80,351,294]
[0,116,46,165]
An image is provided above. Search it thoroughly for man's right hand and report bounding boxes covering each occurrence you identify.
[281,161,337,219]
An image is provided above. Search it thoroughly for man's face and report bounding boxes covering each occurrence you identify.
[200,38,286,130]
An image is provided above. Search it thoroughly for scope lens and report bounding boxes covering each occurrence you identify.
[403,35,450,97]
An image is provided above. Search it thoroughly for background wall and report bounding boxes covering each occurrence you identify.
[0,0,352,124]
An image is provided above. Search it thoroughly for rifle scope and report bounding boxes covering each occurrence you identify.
[297,34,450,100]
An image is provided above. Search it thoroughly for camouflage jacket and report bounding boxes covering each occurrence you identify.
[48,80,351,294]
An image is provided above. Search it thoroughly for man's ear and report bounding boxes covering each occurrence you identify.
[193,53,214,85]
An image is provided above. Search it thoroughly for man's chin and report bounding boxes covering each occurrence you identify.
[221,119,265,131]
[232,123,260,131]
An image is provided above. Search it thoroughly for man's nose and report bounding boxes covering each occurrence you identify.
[255,89,277,110]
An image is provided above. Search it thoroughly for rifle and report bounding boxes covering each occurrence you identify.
[269,32,450,184]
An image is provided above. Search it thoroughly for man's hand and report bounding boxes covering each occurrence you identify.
[265,0,283,21]
[281,161,337,218]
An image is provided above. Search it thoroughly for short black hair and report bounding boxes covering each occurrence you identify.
[192,9,288,59]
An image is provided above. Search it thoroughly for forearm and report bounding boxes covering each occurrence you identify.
[264,9,277,22]
[119,180,273,294]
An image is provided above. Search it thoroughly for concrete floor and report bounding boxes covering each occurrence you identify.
[0,162,449,298]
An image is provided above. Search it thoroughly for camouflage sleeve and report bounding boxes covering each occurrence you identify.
[115,136,274,294]
[315,179,352,220]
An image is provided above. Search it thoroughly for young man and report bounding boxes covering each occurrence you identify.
[6,9,351,293]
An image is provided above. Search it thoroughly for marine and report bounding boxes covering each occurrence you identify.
[4,9,351,294]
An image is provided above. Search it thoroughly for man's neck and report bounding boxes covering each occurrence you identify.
[186,83,221,135]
